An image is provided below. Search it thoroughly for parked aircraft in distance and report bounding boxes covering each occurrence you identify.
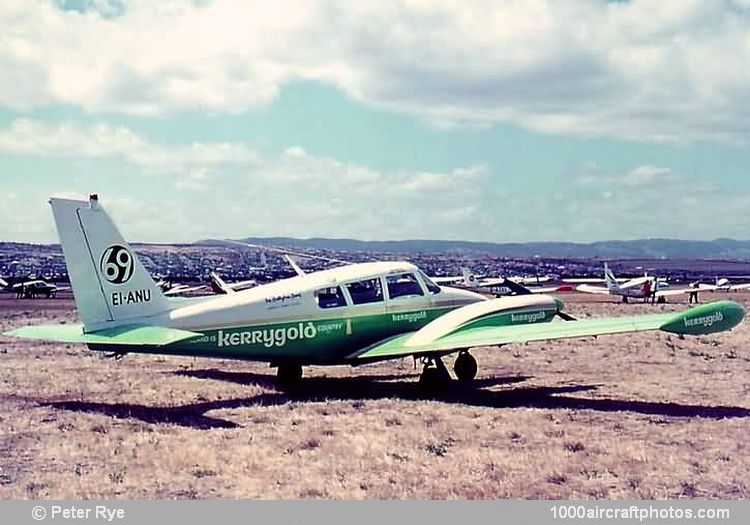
[155,279,209,297]
[4,195,744,390]
[432,269,572,296]
[712,277,750,292]
[577,263,711,303]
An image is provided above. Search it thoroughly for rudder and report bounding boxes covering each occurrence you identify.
[50,195,170,332]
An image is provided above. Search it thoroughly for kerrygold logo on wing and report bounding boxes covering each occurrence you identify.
[511,311,547,323]
[684,311,724,328]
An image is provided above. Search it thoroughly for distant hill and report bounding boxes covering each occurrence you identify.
[221,237,750,260]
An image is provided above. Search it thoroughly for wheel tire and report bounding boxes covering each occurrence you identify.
[276,364,303,388]
[419,366,450,393]
[453,352,478,382]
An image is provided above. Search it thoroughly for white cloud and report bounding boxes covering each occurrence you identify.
[1,1,750,143]
[0,118,490,242]
[1,118,747,244]
[0,118,261,172]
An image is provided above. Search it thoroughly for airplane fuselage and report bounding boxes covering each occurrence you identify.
[91,262,561,365]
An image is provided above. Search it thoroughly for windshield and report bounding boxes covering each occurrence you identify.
[419,271,441,294]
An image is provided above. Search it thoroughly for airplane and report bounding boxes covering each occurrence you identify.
[209,272,257,294]
[577,263,711,303]
[711,277,750,292]
[433,268,572,296]
[155,279,209,297]
[3,195,745,391]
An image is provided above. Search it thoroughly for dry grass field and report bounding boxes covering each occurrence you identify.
[1,292,749,499]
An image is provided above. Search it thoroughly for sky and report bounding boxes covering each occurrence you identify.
[1,0,750,243]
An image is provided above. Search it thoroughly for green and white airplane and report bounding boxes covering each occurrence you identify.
[3,195,746,389]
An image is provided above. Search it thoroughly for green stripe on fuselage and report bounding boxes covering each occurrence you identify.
[127,307,454,365]
[91,305,557,365]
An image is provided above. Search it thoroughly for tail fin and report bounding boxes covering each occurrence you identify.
[209,271,233,294]
[284,255,306,276]
[49,195,170,331]
[603,263,622,292]
[461,267,478,286]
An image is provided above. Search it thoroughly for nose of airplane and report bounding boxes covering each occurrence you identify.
[440,286,487,306]
[554,297,565,312]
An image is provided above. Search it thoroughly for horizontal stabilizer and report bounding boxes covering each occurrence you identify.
[3,323,202,346]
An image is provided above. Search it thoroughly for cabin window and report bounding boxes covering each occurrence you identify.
[346,278,384,305]
[419,271,442,294]
[315,286,347,309]
[387,273,424,299]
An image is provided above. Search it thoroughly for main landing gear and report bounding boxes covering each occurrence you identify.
[276,364,303,388]
[453,351,478,382]
[418,352,478,391]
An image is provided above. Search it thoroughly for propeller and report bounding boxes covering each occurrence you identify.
[553,297,577,321]
[556,310,577,321]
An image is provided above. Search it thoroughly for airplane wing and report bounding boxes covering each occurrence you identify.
[431,276,463,285]
[477,277,506,287]
[163,285,207,296]
[349,301,744,363]
[527,284,574,294]
[3,323,201,346]
[576,284,610,294]
[655,284,717,297]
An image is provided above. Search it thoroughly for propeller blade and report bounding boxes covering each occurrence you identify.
[556,311,577,321]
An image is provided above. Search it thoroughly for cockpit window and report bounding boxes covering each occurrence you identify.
[346,278,384,305]
[419,271,441,294]
[386,273,424,299]
[315,286,347,309]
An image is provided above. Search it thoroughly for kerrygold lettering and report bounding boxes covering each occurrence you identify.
[217,322,318,348]
[510,311,548,323]
[392,311,428,323]
[684,311,723,328]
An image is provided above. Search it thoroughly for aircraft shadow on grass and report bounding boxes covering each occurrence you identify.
[43,370,750,430]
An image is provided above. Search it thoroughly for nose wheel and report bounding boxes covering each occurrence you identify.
[418,357,452,391]
[453,351,478,382]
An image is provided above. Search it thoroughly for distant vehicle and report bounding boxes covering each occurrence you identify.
[577,263,711,303]
[1,278,65,298]
[4,195,744,390]
[209,272,257,294]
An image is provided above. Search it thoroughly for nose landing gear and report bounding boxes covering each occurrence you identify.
[418,351,478,391]
[418,356,452,391]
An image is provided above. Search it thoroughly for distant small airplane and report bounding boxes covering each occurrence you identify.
[577,263,710,303]
[712,277,750,292]
[4,195,744,390]
[433,268,572,296]
[154,279,209,297]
